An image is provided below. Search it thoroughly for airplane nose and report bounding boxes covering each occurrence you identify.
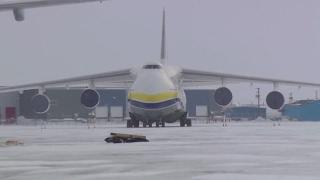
[130,69,177,97]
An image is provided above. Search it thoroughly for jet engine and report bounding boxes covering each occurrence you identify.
[214,87,233,106]
[13,8,25,21]
[80,89,100,109]
[31,94,51,114]
[266,91,284,110]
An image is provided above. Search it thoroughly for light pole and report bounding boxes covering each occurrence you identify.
[256,88,260,118]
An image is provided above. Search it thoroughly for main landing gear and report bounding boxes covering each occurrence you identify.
[127,119,166,128]
[126,112,192,128]
[127,118,192,128]
[179,113,192,127]
[127,119,140,128]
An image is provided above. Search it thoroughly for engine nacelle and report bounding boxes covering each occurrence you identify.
[80,89,100,109]
[13,8,25,21]
[266,91,284,110]
[31,94,51,114]
[214,87,233,106]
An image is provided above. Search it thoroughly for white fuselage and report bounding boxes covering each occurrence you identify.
[127,64,186,123]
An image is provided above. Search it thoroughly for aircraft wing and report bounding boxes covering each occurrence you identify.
[0,0,105,21]
[180,68,320,88]
[0,0,105,10]
[0,68,134,93]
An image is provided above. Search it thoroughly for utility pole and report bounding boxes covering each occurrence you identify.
[256,88,260,108]
[256,88,260,118]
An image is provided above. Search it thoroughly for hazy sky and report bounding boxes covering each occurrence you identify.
[1,0,320,104]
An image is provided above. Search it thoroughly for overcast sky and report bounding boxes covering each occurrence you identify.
[1,0,320,104]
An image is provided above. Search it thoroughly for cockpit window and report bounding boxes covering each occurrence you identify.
[143,64,162,69]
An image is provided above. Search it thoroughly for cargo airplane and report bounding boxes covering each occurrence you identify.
[1,1,320,127]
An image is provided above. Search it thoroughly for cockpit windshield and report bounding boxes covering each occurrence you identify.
[143,64,162,69]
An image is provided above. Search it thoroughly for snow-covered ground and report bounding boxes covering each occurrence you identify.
[1,121,320,180]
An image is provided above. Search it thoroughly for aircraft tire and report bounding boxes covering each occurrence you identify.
[186,119,192,127]
[127,120,132,128]
[180,119,185,127]
[133,120,139,128]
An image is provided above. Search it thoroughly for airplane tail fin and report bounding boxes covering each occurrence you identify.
[160,8,167,65]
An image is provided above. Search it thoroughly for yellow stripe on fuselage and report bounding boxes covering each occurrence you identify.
[128,91,178,103]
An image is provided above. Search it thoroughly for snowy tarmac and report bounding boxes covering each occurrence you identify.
[1,121,320,180]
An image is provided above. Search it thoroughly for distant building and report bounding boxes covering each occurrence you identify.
[184,89,221,117]
[225,105,266,120]
[281,100,320,121]
[0,91,20,124]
